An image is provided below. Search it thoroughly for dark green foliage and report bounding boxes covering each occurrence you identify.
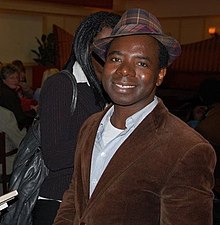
[31,33,56,67]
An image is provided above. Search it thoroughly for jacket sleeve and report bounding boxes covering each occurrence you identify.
[39,73,76,170]
[160,143,216,225]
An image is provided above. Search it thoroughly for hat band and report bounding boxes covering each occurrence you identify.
[113,24,163,37]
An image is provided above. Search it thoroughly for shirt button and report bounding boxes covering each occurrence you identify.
[100,152,106,157]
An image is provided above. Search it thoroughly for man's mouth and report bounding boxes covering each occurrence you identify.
[115,83,135,89]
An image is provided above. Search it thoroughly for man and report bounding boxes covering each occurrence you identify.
[53,8,216,225]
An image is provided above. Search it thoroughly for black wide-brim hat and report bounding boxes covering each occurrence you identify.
[93,8,181,66]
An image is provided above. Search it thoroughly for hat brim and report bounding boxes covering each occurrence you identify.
[93,25,181,66]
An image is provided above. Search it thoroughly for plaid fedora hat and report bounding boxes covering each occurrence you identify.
[93,8,181,66]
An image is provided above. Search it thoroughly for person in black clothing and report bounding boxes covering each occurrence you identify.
[31,11,121,225]
[0,64,36,130]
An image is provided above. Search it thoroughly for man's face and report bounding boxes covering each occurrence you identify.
[103,35,166,111]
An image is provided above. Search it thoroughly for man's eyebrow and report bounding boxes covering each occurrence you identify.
[107,51,152,63]
[138,56,153,65]
[107,50,122,56]
[136,55,151,62]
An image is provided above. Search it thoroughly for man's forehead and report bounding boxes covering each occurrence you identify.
[108,35,158,51]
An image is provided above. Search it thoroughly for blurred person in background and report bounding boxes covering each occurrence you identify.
[0,106,26,148]
[0,64,36,130]
[12,59,33,99]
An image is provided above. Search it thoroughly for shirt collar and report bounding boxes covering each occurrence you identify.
[128,96,158,129]
[72,61,90,86]
[99,96,158,133]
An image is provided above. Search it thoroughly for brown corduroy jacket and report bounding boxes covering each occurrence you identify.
[53,99,216,225]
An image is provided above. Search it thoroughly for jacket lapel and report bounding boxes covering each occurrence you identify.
[80,114,102,203]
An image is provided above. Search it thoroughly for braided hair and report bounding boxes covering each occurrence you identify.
[64,11,121,108]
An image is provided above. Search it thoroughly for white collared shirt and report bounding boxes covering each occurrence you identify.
[89,97,158,197]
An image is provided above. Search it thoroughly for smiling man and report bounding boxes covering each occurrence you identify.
[53,8,216,225]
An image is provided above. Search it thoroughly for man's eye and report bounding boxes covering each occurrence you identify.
[138,62,148,67]
[111,57,120,62]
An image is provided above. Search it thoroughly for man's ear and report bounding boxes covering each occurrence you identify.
[156,68,167,87]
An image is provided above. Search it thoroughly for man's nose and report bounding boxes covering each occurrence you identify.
[117,62,135,77]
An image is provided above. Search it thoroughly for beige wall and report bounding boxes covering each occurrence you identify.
[123,0,220,17]
[0,0,220,65]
